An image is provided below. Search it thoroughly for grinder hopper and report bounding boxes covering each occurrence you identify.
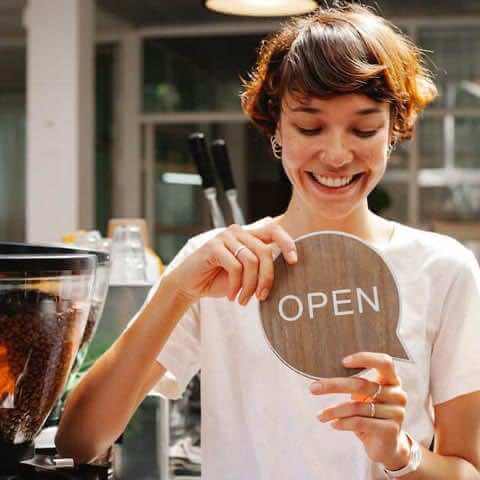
[0,247,96,473]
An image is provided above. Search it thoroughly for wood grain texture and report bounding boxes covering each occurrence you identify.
[260,232,408,379]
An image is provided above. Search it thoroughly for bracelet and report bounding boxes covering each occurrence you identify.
[383,432,422,478]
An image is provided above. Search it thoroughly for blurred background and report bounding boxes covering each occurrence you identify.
[1,0,480,263]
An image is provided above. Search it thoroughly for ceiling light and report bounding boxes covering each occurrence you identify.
[204,0,318,17]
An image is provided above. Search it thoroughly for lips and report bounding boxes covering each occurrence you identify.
[307,171,364,178]
[307,171,364,189]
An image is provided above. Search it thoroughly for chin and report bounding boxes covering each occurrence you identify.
[311,205,360,222]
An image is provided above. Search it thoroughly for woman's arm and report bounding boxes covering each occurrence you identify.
[55,275,192,464]
[56,220,296,464]
[398,391,480,479]
[310,353,480,479]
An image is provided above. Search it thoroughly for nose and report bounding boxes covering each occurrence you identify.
[321,134,353,169]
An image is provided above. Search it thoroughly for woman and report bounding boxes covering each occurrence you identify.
[56,3,480,479]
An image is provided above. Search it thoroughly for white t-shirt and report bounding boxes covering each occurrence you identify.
[151,217,480,480]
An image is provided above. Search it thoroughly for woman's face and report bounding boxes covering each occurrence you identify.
[277,92,391,220]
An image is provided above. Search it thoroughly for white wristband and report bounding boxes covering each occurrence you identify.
[383,432,422,478]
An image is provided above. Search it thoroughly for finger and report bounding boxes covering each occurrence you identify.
[343,352,400,386]
[209,238,243,300]
[311,377,406,405]
[232,229,275,301]
[318,401,405,425]
[248,220,298,265]
[352,384,408,406]
[236,247,259,305]
[223,227,260,305]
[310,376,383,398]
[330,417,401,437]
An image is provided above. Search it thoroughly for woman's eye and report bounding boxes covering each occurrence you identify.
[296,126,322,136]
[354,129,378,138]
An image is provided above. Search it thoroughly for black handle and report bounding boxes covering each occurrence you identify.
[211,139,236,192]
[188,132,216,189]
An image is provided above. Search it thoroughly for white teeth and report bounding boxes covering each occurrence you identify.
[310,173,354,188]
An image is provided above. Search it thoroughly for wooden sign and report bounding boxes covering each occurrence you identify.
[259,231,410,379]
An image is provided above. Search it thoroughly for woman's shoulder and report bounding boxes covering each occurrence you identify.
[392,221,477,273]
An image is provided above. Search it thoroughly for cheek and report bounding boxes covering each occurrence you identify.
[281,136,314,169]
[360,129,387,148]
[282,147,302,170]
[359,138,388,168]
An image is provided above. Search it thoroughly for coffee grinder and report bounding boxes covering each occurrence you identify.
[0,244,111,478]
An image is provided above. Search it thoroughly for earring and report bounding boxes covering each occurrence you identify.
[270,135,282,160]
[387,143,395,158]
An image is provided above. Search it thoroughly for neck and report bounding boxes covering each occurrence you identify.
[272,193,391,245]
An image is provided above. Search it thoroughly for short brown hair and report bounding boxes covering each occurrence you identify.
[241,2,437,146]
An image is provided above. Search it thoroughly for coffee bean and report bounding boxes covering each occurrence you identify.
[68,302,101,377]
[0,289,88,444]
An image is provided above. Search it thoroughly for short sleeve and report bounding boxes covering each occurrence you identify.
[430,249,480,405]
[141,238,202,400]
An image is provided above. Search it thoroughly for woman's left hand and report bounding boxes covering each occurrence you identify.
[310,352,411,470]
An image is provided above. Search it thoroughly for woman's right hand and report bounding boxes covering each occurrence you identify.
[165,220,298,305]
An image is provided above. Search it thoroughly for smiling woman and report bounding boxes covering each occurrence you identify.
[240,3,437,240]
[57,3,480,480]
[276,93,392,224]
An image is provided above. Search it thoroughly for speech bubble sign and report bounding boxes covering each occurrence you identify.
[259,231,411,379]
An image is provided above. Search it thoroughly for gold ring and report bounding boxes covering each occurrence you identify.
[371,383,382,402]
[364,383,382,403]
[369,403,376,418]
[234,245,247,258]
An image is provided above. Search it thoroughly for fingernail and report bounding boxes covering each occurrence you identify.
[287,250,297,263]
[260,289,269,300]
[343,356,353,364]
[310,382,323,393]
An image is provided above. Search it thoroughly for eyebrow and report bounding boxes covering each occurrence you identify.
[290,106,384,116]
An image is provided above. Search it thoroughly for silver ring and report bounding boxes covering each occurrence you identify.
[234,245,247,258]
[369,403,376,418]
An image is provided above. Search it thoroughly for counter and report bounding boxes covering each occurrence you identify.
[1,395,175,480]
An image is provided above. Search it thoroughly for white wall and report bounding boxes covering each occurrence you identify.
[25,0,94,243]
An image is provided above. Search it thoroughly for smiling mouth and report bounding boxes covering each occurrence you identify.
[307,171,364,189]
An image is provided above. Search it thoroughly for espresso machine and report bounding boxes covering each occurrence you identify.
[0,243,113,479]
